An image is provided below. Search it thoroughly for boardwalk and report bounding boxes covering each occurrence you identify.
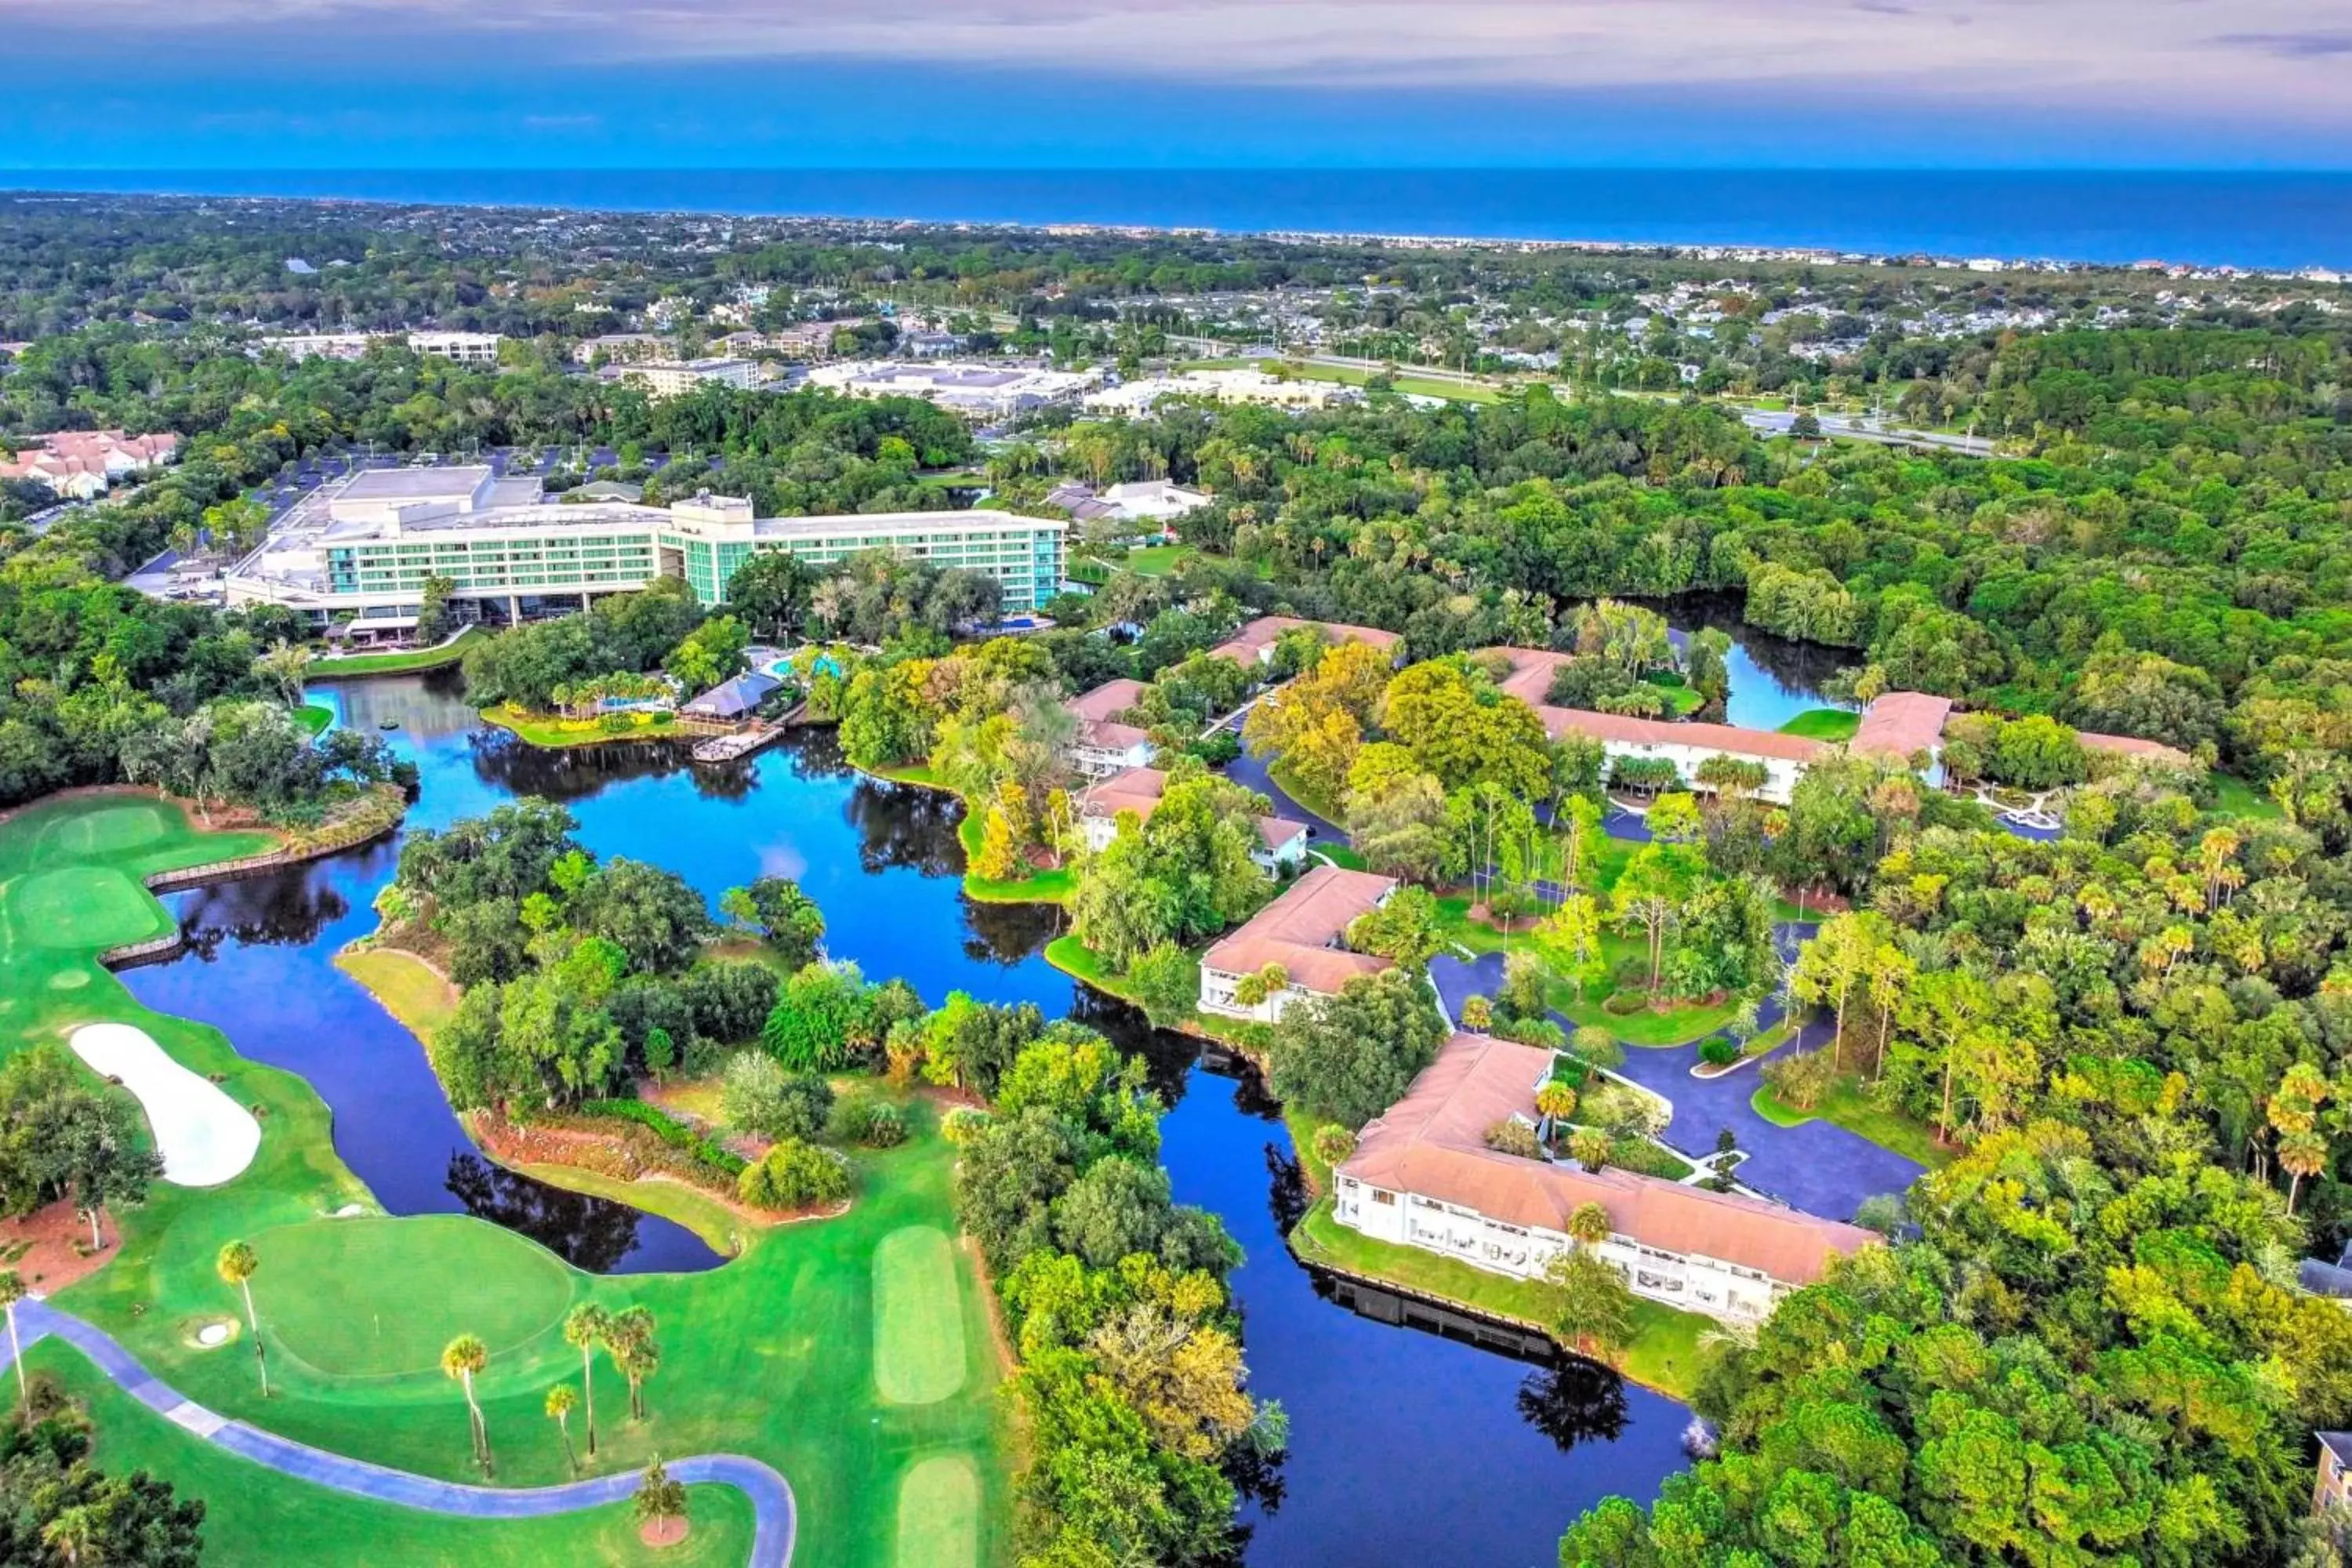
[8,1300,797,1566]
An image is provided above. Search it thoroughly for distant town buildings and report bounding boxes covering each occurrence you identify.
[605,358,765,399]
[806,361,1098,420]
[256,330,502,365]
[1333,1032,1878,1324]
[408,332,503,366]
[0,429,180,499]
[1083,367,1361,416]
[223,466,1065,630]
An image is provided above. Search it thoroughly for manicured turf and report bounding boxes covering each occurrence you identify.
[1290,1200,1707,1400]
[256,1216,580,1378]
[1434,891,1742,1047]
[297,703,336,738]
[38,1340,757,1567]
[483,704,680,749]
[956,811,1074,905]
[897,1453,980,1568]
[310,627,488,677]
[873,1227,968,1406]
[336,948,457,1040]
[1751,1076,1954,1169]
[1779,709,1861,741]
[0,791,1011,1568]
[14,866,158,949]
[2212,772,2284,821]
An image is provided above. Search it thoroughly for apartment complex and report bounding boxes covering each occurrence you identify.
[1334,1033,1878,1323]
[0,429,179,499]
[224,466,1065,626]
[1198,864,1398,1023]
[606,358,765,399]
[1076,766,1312,871]
[805,361,1098,420]
[1083,367,1363,416]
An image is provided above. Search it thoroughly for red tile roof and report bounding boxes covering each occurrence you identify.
[1343,1033,1878,1286]
[1078,767,1310,854]
[1480,648,1828,764]
[1209,615,1402,665]
[1066,678,1152,751]
[1202,863,1397,994]
[1851,692,1954,760]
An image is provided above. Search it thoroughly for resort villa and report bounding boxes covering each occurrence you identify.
[1481,647,2194,804]
[1209,615,1403,670]
[223,466,1066,632]
[1334,1033,1879,1324]
[0,428,180,499]
[1076,767,1312,870]
[1198,863,1399,1022]
[1065,680,1157,775]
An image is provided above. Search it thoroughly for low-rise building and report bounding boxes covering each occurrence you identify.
[1096,480,1211,524]
[1083,367,1362,416]
[1076,766,1312,870]
[1334,1033,1878,1323]
[408,332,503,366]
[2320,1432,2352,1515]
[225,471,1065,626]
[573,332,673,366]
[0,429,180,499]
[807,361,1098,420]
[1210,615,1402,669]
[1199,864,1398,1022]
[1065,680,1156,775]
[611,358,764,399]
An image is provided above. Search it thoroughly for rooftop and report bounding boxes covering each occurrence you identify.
[1851,691,1955,760]
[1343,1033,1878,1286]
[1078,766,1308,854]
[1210,615,1402,663]
[1203,863,1396,994]
[332,465,495,502]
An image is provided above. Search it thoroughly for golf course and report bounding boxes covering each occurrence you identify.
[0,791,1011,1566]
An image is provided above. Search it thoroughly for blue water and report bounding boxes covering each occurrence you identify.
[9,169,2352,270]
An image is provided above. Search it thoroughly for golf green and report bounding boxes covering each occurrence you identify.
[11,866,163,949]
[257,1215,580,1378]
[36,802,169,861]
[895,1453,979,1568]
[873,1225,966,1405]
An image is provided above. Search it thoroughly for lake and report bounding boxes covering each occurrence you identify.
[119,668,1693,1566]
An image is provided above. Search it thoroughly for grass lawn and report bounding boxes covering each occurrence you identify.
[336,947,457,1040]
[2212,772,2284,822]
[1751,1075,1955,1170]
[1265,757,1342,826]
[310,626,488,677]
[0,791,1012,1568]
[897,1454,982,1568]
[1308,842,1368,872]
[40,1340,758,1567]
[1779,709,1860,742]
[296,703,336,738]
[873,1226,967,1406]
[1433,891,1740,1047]
[1290,1200,1707,1401]
[956,812,1074,906]
[482,704,681,749]
[1090,543,1192,578]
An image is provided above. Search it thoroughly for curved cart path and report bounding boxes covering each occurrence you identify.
[6,1300,796,1565]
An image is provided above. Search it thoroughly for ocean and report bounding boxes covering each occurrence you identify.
[6,168,2350,271]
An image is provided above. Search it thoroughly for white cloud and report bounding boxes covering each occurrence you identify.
[14,0,2352,122]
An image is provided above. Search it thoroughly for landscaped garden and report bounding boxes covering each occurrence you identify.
[0,792,1013,1568]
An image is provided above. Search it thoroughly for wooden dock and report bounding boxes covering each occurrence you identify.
[691,724,782,764]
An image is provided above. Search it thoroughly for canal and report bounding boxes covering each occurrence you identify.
[122,668,1694,1567]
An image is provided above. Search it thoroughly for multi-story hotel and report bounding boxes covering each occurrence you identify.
[225,466,1065,630]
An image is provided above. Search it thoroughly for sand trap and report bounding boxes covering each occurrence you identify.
[197,1323,231,1347]
[68,1024,260,1186]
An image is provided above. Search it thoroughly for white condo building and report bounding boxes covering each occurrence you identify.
[1197,864,1398,1024]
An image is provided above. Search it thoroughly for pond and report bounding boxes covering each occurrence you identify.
[1663,593,1863,731]
[126,669,1690,1566]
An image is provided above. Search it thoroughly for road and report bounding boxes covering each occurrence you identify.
[9,1299,797,1566]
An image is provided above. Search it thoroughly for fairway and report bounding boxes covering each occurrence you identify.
[895,1453,978,1568]
[257,1216,579,1377]
[873,1225,966,1405]
[11,866,162,949]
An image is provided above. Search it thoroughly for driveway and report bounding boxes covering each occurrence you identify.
[1431,937,1923,1225]
[11,1301,797,1565]
[1222,752,1350,846]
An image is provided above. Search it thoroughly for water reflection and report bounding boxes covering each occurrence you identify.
[1517,1359,1633,1457]
[445,1152,652,1275]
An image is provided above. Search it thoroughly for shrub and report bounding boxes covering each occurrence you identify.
[1698,1036,1740,1068]
[1458,996,1494,1032]
[720,1051,833,1140]
[1762,1049,1837,1112]
[829,1093,907,1149]
[1853,1193,1906,1235]
[1310,1123,1356,1171]
[737,1138,853,1210]
[579,1098,746,1178]
[1483,1119,1542,1159]
[939,1106,992,1145]
[1497,1016,1566,1051]
[1569,1025,1624,1071]
[1602,990,1646,1016]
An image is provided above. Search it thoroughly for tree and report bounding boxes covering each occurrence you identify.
[604,1305,659,1422]
[1536,1081,1581,1123]
[1128,942,1199,1029]
[1345,885,1444,972]
[254,640,314,706]
[633,1456,688,1537]
[58,1095,162,1251]
[726,550,817,640]
[717,877,825,967]
[564,1304,609,1459]
[720,1051,833,1141]
[216,1242,267,1399]
[1610,843,1696,993]
[1267,970,1448,1131]
[0,1272,25,1423]
[1544,1248,1635,1363]
[442,1334,493,1477]
[1566,1202,1612,1246]
[546,1384,579,1476]
[1568,1128,1613,1172]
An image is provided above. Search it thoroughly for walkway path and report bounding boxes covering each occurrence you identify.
[1222,752,1349,845]
[1430,926,1924,1222]
[7,1300,797,1565]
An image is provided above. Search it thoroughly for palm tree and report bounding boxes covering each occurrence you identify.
[1534,1081,1579,1128]
[441,1334,492,1477]
[256,640,315,707]
[546,1385,579,1476]
[40,1505,99,1566]
[1566,1202,1612,1248]
[0,1272,27,1423]
[604,1305,659,1422]
[563,1304,609,1458]
[633,1455,688,1538]
[216,1241,267,1398]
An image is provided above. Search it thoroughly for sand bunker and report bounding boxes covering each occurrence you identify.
[68,1024,260,1186]
[197,1323,231,1347]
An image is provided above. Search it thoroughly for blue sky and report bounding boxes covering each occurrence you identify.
[5,0,2350,169]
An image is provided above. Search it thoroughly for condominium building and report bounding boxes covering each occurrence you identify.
[805,360,1098,420]
[1334,1033,1878,1324]
[610,358,765,399]
[1076,766,1312,871]
[224,469,1065,627]
[0,429,180,499]
[408,332,504,366]
[1198,864,1398,1023]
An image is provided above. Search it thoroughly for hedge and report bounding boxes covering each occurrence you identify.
[580,1097,747,1178]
